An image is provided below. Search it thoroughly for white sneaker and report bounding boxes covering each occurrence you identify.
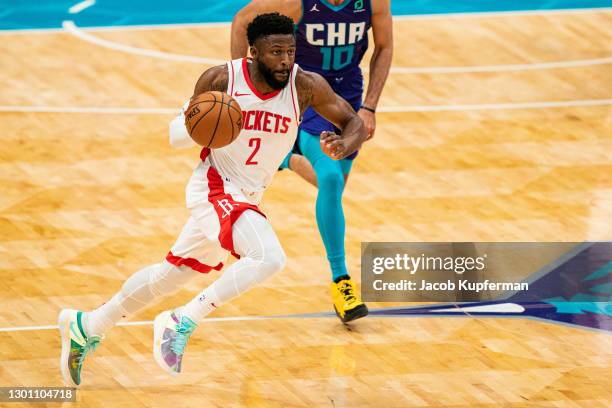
[58,309,101,387]
[153,309,197,375]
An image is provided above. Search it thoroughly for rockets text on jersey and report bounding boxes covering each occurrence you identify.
[205,58,300,194]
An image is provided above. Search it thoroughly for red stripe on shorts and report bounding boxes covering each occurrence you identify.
[166,252,223,274]
[205,165,266,259]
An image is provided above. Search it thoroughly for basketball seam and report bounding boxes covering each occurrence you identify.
[192,95,240,115]
[234,110,242,138]
[225,102,241,141]
[189,101,217,137]
[227,101,234,142]
[222,101,241,116]
[207,92,223,148]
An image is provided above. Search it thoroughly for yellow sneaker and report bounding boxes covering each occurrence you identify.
[331,278,369,323]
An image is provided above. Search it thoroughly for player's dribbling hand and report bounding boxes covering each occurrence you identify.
[320,131,346,160]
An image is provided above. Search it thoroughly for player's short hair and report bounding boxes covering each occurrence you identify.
[247,12,295,46]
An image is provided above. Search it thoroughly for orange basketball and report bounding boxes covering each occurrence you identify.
[184,91,242,148]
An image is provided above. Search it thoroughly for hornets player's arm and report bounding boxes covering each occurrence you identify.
[296,68,367,160]
[360,0,393,140]
[168,65,229,149]
[231,0,302,58]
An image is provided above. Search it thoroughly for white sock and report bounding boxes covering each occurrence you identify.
[181,287,219,321]
[85,293,126,338]
[86,261,195,337]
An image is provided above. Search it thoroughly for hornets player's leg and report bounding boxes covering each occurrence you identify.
[299,115,369,323]
[278,108,368,323]
[279,149,319,187]
[279,123,366,323]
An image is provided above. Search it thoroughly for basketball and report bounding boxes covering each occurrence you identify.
[184,91,242,148]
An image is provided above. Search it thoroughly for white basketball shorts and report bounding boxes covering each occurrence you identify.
[165,148,266,273]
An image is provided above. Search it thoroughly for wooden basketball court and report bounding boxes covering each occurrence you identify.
[1,8,611,407]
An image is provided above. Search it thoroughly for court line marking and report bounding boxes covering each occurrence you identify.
[375,98,612,112]
[391,6,612,20]
[1,98,611,115]
[0,105,177,114]
[389,57,612,74]
[0,313,335,332]
[68,0,96,15]
[61,20,612,73]
[2,310,608,334]
[1,7,610,35]
[62,21,226,65]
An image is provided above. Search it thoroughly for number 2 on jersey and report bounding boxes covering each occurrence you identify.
[245,137,261,165]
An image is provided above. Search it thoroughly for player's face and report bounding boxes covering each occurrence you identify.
[252,34,296,89]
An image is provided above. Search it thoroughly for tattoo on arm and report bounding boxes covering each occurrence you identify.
[193,65,229,96]
[295,68,315,113]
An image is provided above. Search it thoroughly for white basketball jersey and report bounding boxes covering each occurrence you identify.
[207,58,300,193]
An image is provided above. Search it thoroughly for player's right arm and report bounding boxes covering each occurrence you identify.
[169,65,229,149]
[231,0,302,58]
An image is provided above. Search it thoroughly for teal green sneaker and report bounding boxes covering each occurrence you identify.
[58,309,101,387]
[153,309,197,375]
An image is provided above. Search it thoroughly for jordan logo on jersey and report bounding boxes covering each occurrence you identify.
[241,110,292,134]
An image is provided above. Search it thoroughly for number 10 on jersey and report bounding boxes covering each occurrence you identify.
[320,45,354,71]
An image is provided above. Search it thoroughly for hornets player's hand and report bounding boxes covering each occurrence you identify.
[320,131,348,160]
[358,108,376,141]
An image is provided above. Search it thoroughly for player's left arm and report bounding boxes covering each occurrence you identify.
[361,0,393,140]
[169,100,197,149]
[297,69,367,160]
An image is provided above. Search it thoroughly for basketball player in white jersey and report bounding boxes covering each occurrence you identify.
[58,12,366,386]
